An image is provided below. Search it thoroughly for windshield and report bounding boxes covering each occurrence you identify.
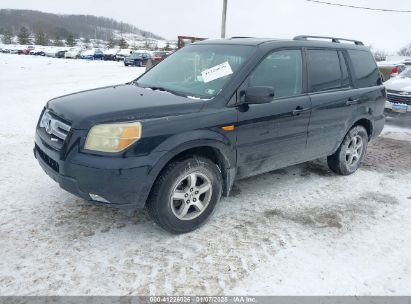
[131,53,145,58]
[399,68,411,78]
[136,44,256,99]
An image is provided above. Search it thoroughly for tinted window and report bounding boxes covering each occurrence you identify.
[308,50,345,92]
[348,50,380,88]
[339,51,350,88]
[249,50,303,98]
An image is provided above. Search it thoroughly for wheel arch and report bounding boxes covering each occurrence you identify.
[352,118,373,139]
[330,116,374,156]
[143,139,236,208]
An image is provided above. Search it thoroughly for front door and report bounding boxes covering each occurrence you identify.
[236,49,311,178]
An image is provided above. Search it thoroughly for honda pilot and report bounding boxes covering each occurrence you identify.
[34,36,385,234]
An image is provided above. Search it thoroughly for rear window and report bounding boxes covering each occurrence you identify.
[308,49,349,92]
[347,50,380,88]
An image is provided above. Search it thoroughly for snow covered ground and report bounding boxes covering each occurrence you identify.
[0,53,410,296]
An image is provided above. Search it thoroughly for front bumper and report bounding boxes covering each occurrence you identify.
[385,100,411,113]
[34,131,153,211]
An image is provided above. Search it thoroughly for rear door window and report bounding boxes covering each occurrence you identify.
[347,50,380,88]
[308,49,347,92]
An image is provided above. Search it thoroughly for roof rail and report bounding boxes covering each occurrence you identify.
[229,36,255,39]
[293,35,364,46]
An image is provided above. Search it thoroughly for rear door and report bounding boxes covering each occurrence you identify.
[236,49,311,178]
[305,48,357,158]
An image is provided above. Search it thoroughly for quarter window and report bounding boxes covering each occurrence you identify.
[347,50,380,88]
[248,50,303,98]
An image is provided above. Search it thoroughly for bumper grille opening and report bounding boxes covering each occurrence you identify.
[36,145,59,172]
[387,94,411,105]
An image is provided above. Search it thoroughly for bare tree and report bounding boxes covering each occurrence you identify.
[398,43,411,57]
[373,49,388,62]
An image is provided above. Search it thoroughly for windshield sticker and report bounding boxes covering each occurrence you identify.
[201,61,233,83]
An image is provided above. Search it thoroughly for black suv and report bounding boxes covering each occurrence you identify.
[34,36,385,234]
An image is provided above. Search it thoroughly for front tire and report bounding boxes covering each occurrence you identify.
[147,156,222,234]
[327,125,368,175]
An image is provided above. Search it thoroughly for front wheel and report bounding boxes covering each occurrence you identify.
[327,125,368,175]
[147,156,222,234]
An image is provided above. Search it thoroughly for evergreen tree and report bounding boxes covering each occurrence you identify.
[35,30,47,46]
[66,34,76,47]
[2,29,13,44]
[53,36,64,46]
[18,26,31,45]
[118,38,128,49]
[107,37,116,48]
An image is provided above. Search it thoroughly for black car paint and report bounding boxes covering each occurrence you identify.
[34,38,385,211]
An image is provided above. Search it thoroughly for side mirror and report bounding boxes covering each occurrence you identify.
[244,86,274,104]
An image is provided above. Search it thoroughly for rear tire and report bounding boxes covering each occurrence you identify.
[147,156,222,234]
[327,125,368,175]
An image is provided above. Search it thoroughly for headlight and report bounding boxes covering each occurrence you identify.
[84,122,142,153]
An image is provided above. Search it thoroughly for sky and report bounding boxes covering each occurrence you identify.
[1,0,410,53]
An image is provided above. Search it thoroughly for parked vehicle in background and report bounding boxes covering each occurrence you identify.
[30,48,46,56]
[378,62,406,82]
[34,36,385,234]
[115,49,132,61]
[103,49,119,61]
[18,48,31,55]
[384,68,411,114]
[10,49,18,54]
[80,49,104,60]
[403,59,411,66]
[19,46,35,55]
[56,50,68,58]
[45,49,59,57]
[124,52,151,66]
[65,48,82,59]
[146,51,170,70]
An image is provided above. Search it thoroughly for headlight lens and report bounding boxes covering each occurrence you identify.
[84,122,142,153]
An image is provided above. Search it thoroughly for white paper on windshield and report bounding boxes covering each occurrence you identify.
[201,61,233,83]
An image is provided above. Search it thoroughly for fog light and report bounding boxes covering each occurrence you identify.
[89,194,110,204]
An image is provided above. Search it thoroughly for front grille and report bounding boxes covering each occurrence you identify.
[36,145,59,172]
[387,93,411,105]
[38,110,71,150]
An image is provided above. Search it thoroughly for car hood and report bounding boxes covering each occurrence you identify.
[47,84,204,129]
[385,77,411,92]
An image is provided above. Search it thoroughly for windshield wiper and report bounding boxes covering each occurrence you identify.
[145,86,187,98]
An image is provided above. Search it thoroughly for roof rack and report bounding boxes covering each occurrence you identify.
[229,36,255,39]
[293,35,364,46]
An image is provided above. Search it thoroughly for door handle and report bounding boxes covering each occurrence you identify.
[292,106,309,116]
[346,97,360,106]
